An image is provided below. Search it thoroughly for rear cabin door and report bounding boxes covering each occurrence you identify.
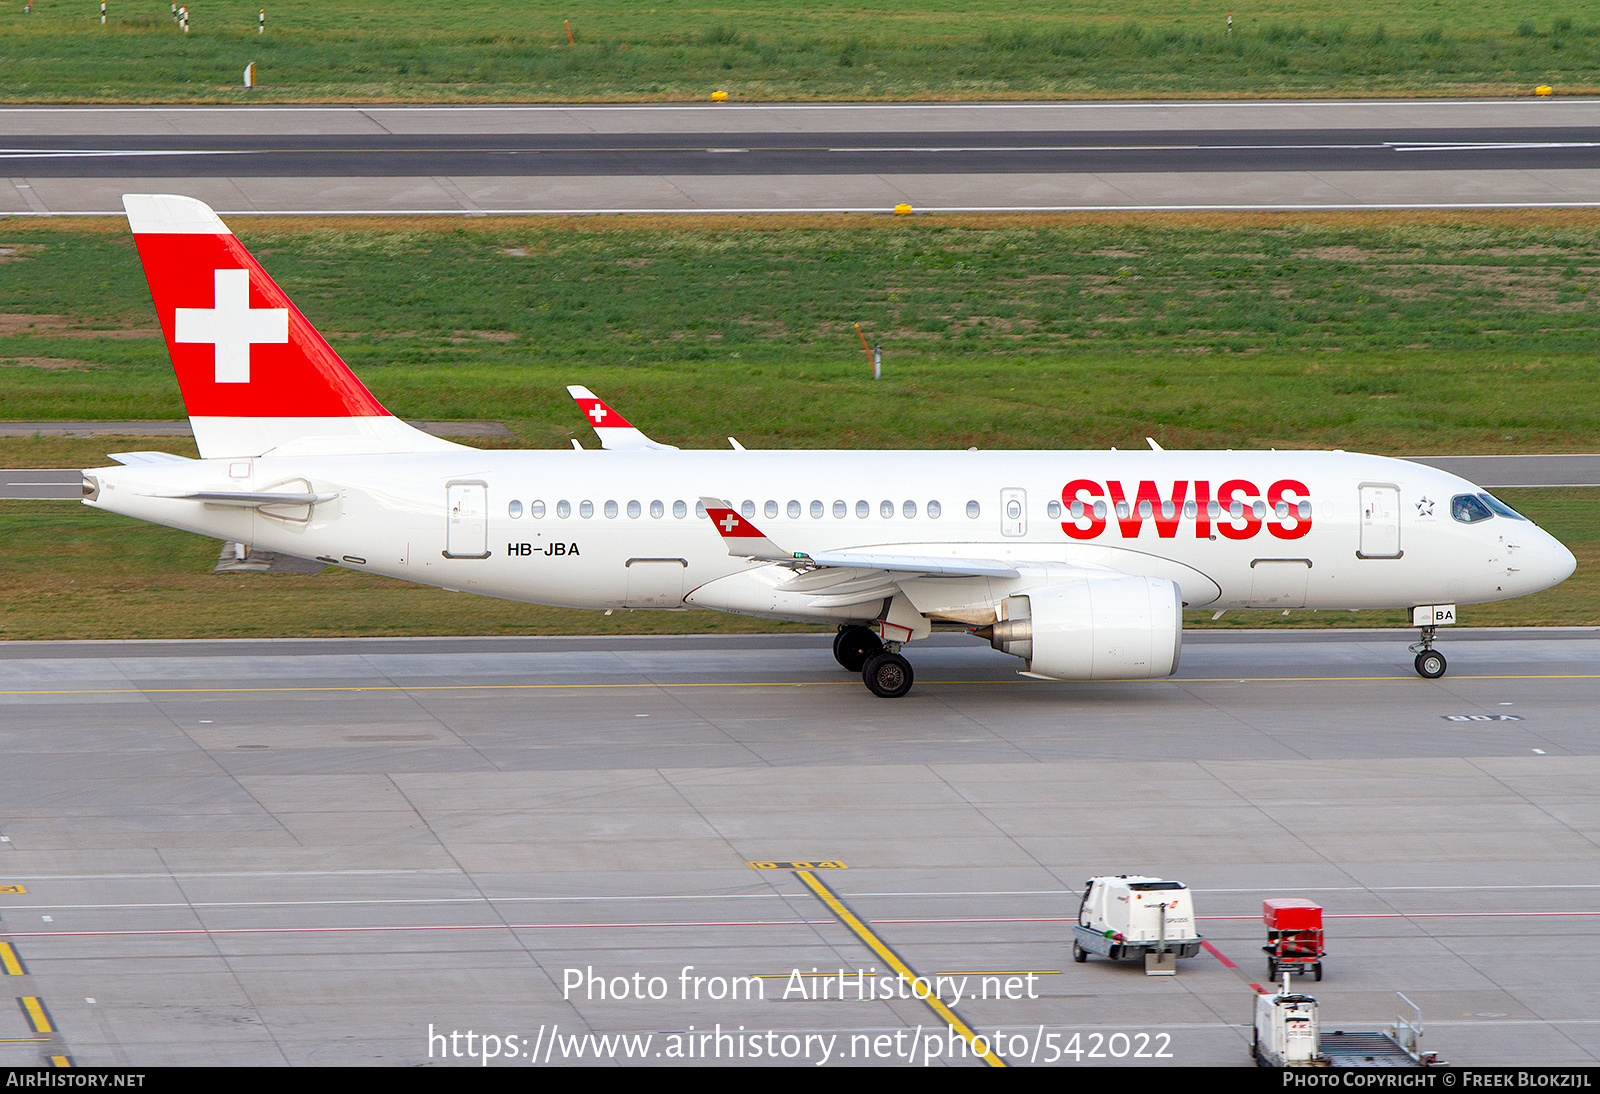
[1358,484,1402,559]
[444,481,490,559]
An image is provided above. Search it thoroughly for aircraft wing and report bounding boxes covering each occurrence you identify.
[567,385,679,450]
[699,498,1020,580]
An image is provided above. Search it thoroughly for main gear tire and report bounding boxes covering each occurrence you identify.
[833,626,882,672]
[862,651,914,698]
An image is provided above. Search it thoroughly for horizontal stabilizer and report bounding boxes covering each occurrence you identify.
[107,451,194,466]
[150,489,338,507]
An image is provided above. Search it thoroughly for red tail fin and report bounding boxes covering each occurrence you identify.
[123,194,456,458]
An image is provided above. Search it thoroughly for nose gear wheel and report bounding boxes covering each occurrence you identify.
[1408,624,1447,679]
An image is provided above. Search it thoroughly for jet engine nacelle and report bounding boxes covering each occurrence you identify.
[981,576,1182,680]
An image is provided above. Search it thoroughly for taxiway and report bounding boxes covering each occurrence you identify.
[0,630,1596,1066]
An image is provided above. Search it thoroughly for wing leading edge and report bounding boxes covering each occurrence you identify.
[697,497,1021,580]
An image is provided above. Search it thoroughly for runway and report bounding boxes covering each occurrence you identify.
[0,630,1597,1066]
[6,100,1600,215]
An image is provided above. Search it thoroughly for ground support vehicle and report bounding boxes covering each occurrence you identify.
[1253,986,1443,1068]
[1263,898,1325,981]
[1072,876,1201,974]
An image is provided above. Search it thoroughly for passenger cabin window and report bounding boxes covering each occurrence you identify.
[765,500,779,519]
[694,500,706,518]
[741,500,756,519]
[1451,494,1494,523]
[903,500,917,519]
[650,500,664,518]
[673,500,687,518]
[508,500,523,518]
[927,500,942,518]
[627,500,642,518]
[556,500,572,518]
[531,500,546,518]
[856,500,869,518]
[1046,500,1061,519]
[880,500,894,518]
[811,500,824,519]
[966,500,981,519]
[833,500,847,518]
[604,500,618,519]
[788,500,801,519]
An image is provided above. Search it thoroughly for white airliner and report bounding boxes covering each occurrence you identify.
[80,195,1576,697]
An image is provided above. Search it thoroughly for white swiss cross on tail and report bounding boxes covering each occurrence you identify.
[174,268,289,384]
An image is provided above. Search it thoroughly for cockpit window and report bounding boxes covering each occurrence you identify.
[1451,494,1493,523]
[1478,493,1527,521]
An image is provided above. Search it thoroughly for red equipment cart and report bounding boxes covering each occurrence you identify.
[1263,898,1324,981]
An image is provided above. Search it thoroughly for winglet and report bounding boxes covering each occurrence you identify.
[699,497,801,562]
[567,385,679,450]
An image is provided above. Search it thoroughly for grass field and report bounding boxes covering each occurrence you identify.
[4,0,1600,101]
[7,213,1600,453]
[2,210,1598,638]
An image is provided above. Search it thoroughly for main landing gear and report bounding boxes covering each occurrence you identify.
[1410,625,1447,679]
[835,625,916,698]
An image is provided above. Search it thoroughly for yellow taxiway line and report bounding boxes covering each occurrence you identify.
[20,996,51,1033]
[794,869,1006,1068]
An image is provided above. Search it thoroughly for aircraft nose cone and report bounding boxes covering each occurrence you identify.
[1551,538,1578,586]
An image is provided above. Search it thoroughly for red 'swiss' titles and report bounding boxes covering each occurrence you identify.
[1060,479,1313,541]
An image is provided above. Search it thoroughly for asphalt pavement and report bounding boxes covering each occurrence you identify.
[7,100,1600,213]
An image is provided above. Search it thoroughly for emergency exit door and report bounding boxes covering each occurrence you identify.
[1357,484,1401,559]
[444,481,490,558]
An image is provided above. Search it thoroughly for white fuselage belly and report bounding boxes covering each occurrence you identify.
[85,448,1572,620]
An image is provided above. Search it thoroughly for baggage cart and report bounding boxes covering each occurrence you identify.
[1263,897,1324,981]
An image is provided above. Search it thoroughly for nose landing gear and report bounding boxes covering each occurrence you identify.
[1410,625,1447,679]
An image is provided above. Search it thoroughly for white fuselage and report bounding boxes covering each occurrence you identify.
[83,448,1576,625]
